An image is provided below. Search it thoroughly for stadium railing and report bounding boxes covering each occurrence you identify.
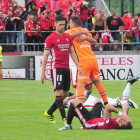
[0,30,140,55]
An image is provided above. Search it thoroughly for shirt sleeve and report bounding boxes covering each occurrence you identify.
[119,18,124,26]
[44,36,53,50]
[65,29,72,34]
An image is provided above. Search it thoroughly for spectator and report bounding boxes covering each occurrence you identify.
[67,3,77,23]
[79,1,90,28]
[34,20,43,51]
[5,10,20,52]
[121,11,133,50]
[131,15,140,50]
[106,12,124,51]
[54,10,60,17]
[92,10,107,51]
[12,3,24,17]
[26,0,38,16]
[59,9,67,30]
[26,15,38,51]
[41,10,54,42]
[0,10,5,52]
[88,7,95,31]
[13,4,27,52]
[121,11,133,31]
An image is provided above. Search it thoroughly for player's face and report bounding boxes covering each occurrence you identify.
[69,20,74,29]
[124,13,128,17]
[72,3,76,9]
[114,14,118,19]
[117,118,128,128]
[100,11,104,16]
[55,20,65,33]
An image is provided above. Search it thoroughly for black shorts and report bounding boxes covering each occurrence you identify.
[51,68,70,91]
[74,102,103,123]
[94,25,104,38]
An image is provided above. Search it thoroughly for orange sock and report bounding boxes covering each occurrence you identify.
[95,82,108,105]
[76,85,85,104]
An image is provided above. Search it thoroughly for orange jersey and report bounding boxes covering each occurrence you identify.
[65,27,96,62]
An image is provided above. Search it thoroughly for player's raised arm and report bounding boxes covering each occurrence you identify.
[69,47,83,76]
[104,104,121,118]
[40,50,50,84]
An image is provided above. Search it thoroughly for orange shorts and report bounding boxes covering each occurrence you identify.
[77,59,100,83]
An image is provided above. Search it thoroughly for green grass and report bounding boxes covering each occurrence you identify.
[0,80,140,140]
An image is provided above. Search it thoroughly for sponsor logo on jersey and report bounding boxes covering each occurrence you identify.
[58,44,70,51]
[78,76,89,79]
[80,45,91,48]
[57,39,60,42]
[66,38,69,42]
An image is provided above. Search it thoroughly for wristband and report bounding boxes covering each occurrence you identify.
[118,111,123,116]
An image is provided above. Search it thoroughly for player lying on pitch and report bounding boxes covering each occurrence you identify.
[59,77,139,130]
[64,76,139,109]
[45,76,139,124]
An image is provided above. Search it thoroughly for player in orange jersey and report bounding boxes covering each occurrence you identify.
[65,16,108,105]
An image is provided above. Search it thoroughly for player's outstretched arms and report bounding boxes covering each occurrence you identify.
[40,50,50,84]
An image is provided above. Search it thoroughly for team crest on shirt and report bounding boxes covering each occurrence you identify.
[66,38,69,42]
[57,39,60,42]
[106,119,109,124]
[58,82,61,86]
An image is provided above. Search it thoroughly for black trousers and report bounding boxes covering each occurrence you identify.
[26,34,34,51]
[42,29,51,42]
[34,35,44,51]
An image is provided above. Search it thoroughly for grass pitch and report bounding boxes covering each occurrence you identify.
[0,80,140,140]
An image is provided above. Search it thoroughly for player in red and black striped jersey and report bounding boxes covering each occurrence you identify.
[60,97,132,130]
[41,16,82,124]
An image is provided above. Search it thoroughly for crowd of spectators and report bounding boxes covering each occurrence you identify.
[0,0,140,52]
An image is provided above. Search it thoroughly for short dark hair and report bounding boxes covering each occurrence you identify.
[134,14,138,17]
[120,122,133,129]
[55,15,65,23]
[55,11,60,15]
[113,12,118,16]
[70,16,81,26]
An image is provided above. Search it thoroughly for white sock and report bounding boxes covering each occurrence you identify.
[84,90,92,102]
[122,83,131,101]
[107,97,117,107]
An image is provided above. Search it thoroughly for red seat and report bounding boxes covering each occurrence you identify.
[59,0,69,9]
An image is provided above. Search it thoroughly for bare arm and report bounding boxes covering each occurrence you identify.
[63,94,76,105]
[104,104,120,118]
[104,16,107,30]
[123,102,129,115]
[76,35,97,43]
[70,47,83,76]
[40,49,50,84]
[69,29,88,38]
